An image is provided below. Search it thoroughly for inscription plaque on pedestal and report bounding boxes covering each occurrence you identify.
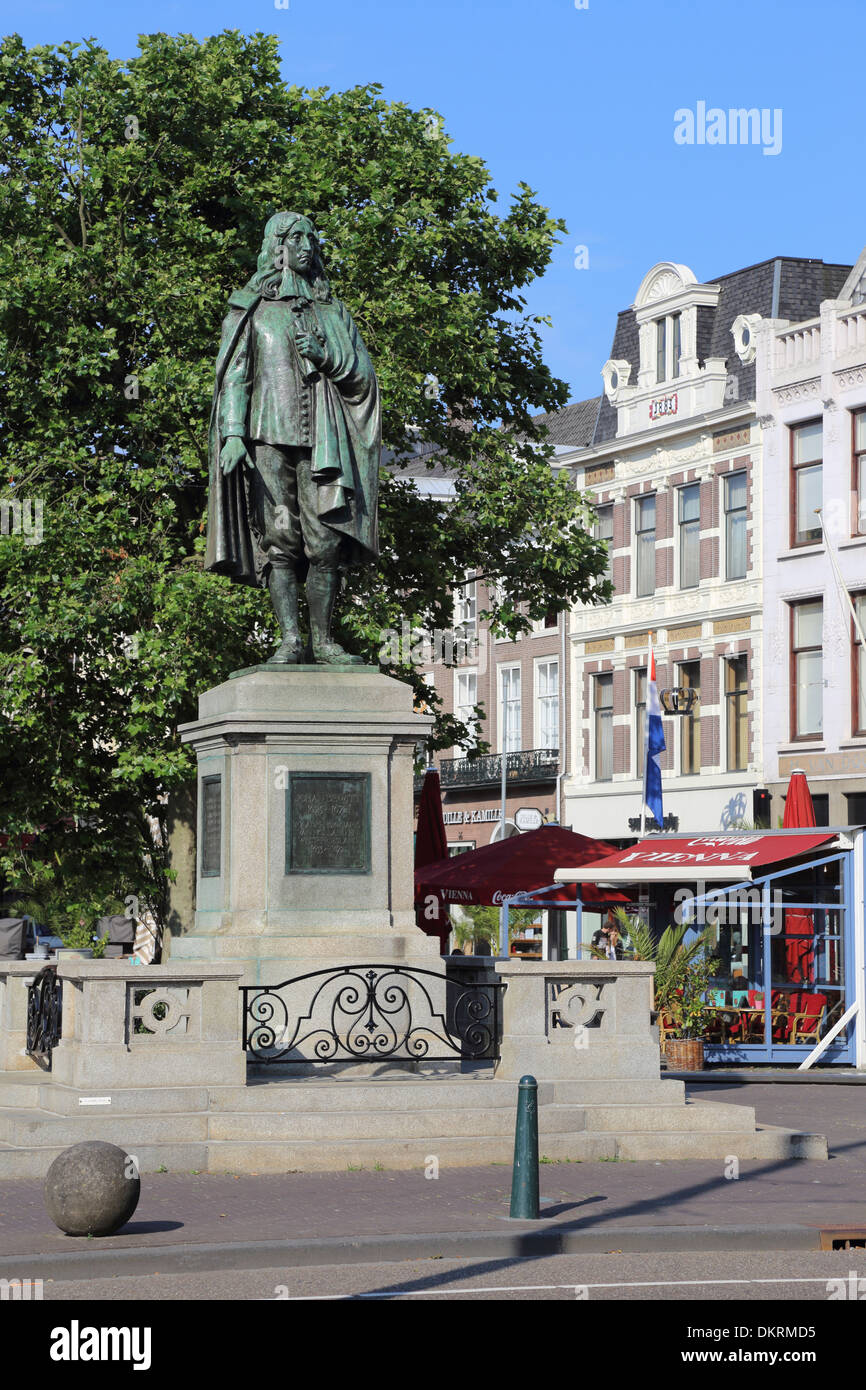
[286,772,371,874]
[201,774,222,878]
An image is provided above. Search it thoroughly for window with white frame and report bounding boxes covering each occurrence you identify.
[536,659,559,750]
[654,313,682,382]
[679,660,701,774]
[655,319,666,383]
[594,504,614,597]
[634,667,647,777]
[635,494,656,598]
[499,665,521,754]
[454,575,477,636]
[790,421,822,547]
[454,669,478,751]
[671,313,682,379]
[678,484,700,590]
[724,471,747,579]
[791,600,823,738]
[853,594,866,737]
[725,655,748,770]
[594,673,613,782]
[854,411,866,536]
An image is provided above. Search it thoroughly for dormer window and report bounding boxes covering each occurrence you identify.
[672,313,682,379]
[655,312,683,383]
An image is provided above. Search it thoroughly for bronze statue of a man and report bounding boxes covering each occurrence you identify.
[205,212,380,663]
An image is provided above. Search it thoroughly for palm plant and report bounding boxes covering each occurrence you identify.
[607,908,720,1040]
[450,905,538,953]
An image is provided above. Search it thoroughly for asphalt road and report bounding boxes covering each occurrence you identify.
[36,1248,866,1302]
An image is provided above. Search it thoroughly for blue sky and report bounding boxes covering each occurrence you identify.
[4,0,864,404]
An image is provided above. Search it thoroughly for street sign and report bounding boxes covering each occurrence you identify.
[514,807,544,832]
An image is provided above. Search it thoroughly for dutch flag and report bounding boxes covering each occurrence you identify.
[645,636,666,829]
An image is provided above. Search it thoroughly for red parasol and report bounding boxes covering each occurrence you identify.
[782,769,816,985]
[413,767,451,952]
[415,824,627,910]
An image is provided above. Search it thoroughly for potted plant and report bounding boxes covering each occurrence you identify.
[603,911,719,1071]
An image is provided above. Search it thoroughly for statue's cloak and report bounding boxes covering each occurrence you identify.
[205,283,380,586]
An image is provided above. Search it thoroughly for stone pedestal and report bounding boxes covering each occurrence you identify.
[493,959,661,1081]
[169,666,439,984]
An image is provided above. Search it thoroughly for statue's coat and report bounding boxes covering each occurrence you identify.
[205,283,380,586]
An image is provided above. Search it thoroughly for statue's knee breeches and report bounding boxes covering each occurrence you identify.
[249,441,341,569]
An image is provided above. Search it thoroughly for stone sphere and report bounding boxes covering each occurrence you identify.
[44,1141,141,1237]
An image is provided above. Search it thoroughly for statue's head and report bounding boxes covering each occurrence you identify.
[249,212,331,300]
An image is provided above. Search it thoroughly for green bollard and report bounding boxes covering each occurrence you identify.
[509,1074,540,1220]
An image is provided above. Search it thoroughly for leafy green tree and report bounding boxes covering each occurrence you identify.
[0,30,611,933]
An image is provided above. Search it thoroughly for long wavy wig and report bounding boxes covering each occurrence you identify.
[246,211,332,301]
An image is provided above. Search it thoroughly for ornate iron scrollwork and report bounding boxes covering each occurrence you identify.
[241,964,503,1064]
[26,966,62,1069]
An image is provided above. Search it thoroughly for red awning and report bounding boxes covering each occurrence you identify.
[415,825,628,908]
[554,832,838,884]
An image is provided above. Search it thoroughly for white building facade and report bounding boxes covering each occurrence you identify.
[560,259,777,840]
[755,249,866,827]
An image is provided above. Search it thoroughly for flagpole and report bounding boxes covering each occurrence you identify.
[817,510,866,653]
[640,631,652,837]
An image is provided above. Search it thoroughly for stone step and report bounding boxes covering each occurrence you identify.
[579,1102,758,1134]
[0,1108,209,1148]
[0,1071,686,1115]
[212,1077,528,1114]
[0,1142,208,1180]
[0,1119,826,1178]
[34,1085,214,1117]
[198,1125,822,1172]
[0,1077,44,1110]
[206,1102,587,1143]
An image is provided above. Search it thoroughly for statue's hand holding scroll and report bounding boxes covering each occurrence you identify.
[294,331,326,369]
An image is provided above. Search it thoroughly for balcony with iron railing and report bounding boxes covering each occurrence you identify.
[416,747,560,794]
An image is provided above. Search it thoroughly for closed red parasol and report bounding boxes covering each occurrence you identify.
[783,769,817,985]
[413,767,451,951]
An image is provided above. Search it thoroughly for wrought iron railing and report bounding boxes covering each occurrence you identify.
[241,964,503,1064]
[26,966,62,1070]
[437,747,559,791]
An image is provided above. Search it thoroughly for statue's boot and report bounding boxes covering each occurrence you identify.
[268,566,305,663]
[306,564,364,665]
